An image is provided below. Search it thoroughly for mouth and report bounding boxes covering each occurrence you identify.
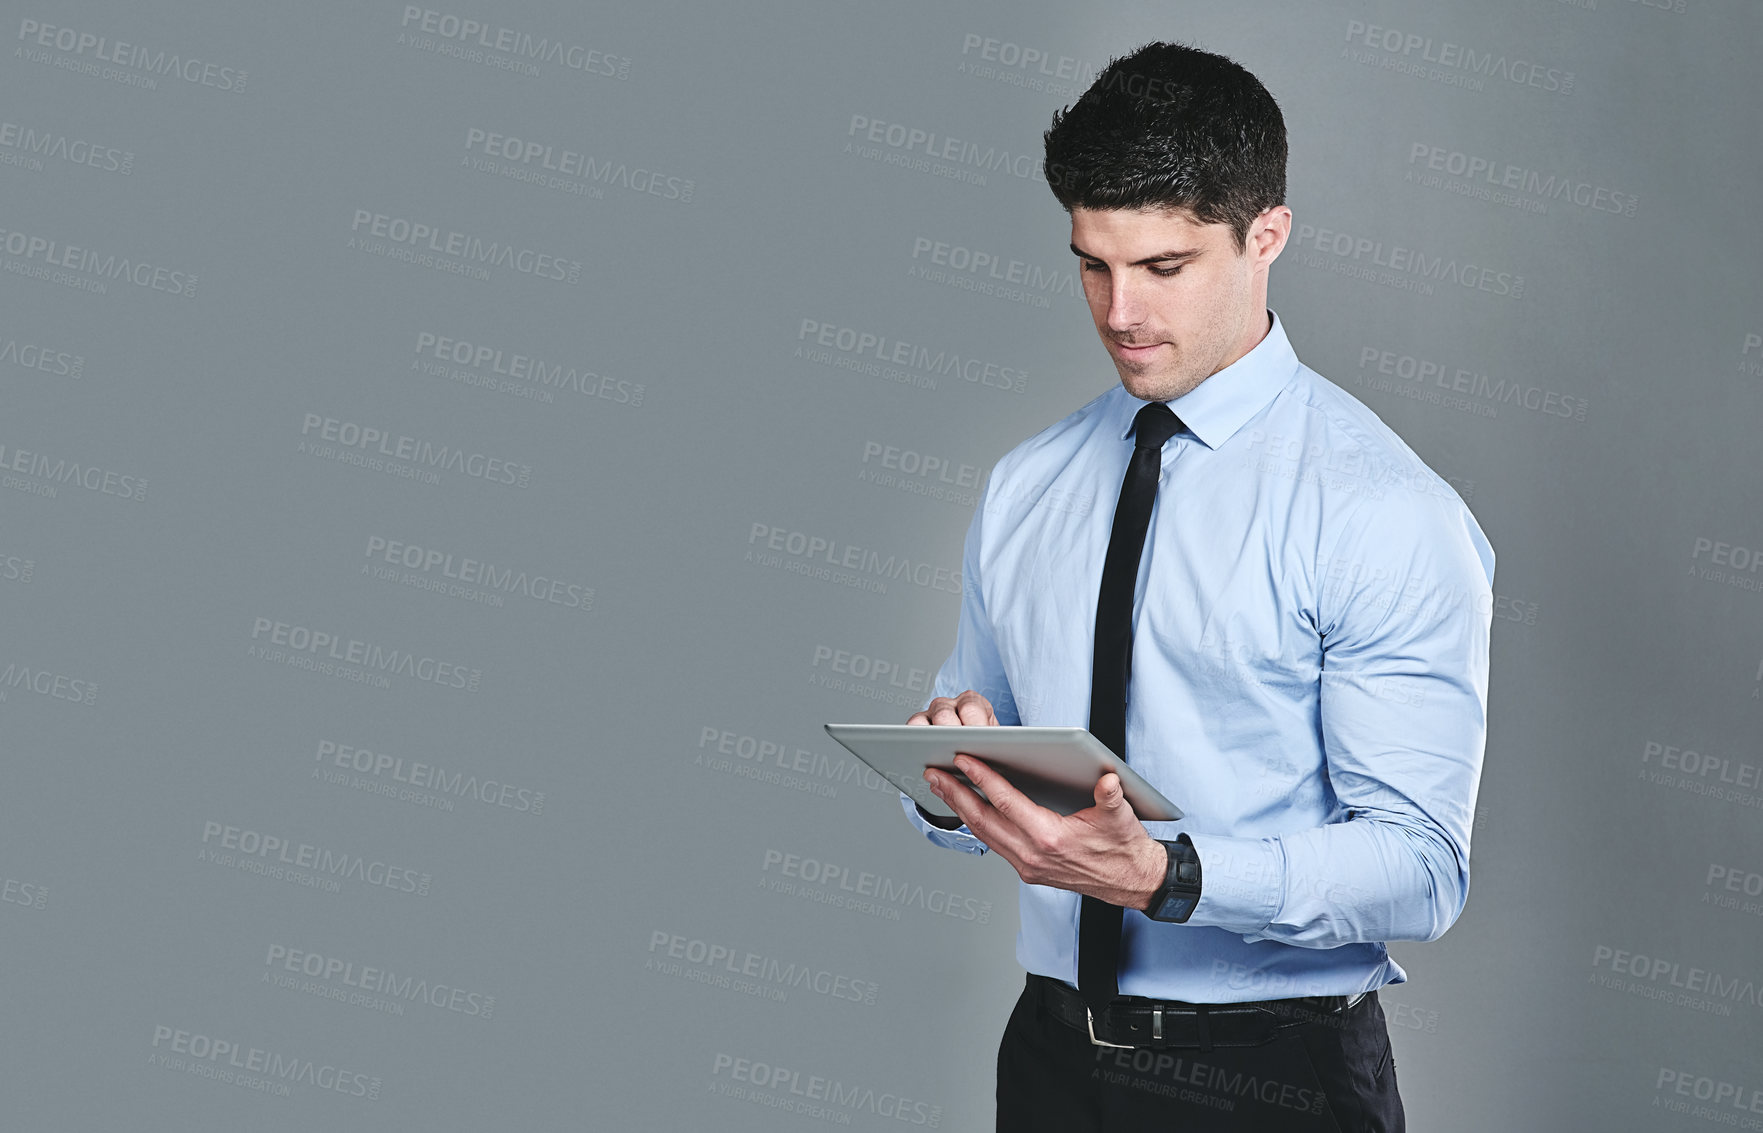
[1110,340,1168,363]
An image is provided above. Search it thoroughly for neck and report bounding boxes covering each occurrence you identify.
[1215,308,1273,376]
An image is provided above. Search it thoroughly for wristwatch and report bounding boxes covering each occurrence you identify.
[1145,835,1202,923]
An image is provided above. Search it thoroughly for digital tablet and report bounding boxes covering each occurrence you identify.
[822,724,1182,822]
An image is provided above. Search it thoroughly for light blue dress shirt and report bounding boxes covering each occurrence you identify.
[901,312,1495,1003]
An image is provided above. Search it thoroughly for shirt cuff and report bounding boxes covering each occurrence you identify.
[1182,832,1283,936]
[899,793,989,856]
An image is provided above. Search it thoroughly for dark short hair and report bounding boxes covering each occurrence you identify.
[1043,42,1287,245]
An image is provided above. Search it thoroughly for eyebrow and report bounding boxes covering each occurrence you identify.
[1069,243,1202,266]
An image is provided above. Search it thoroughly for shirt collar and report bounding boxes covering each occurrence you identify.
[1116,310,1300,451]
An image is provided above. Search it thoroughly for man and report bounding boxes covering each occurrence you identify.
[900,42,1493,1131]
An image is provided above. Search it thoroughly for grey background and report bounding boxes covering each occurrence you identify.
[3,1,1760,1128]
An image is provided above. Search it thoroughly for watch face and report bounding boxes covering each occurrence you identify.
[1155,894,1197,922]
[1151,839,1199,921]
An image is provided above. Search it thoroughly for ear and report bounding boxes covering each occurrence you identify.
[1248,206,1292,269]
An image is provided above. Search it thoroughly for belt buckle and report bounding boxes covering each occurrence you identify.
[1085,1007,1136,1049]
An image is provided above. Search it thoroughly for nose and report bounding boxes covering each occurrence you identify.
[1105,277,1144,333]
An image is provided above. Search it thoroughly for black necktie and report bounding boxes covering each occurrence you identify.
[1078,400,1184,1011]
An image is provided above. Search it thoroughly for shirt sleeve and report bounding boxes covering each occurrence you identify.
[897,482,1018,856]
[1183,484,1495,947]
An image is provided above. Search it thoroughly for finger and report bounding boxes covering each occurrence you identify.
[927,766,987,810]
[905,710,930,726]
[926,767,988,827]
[952,754,1051,834]
[930,768,1035,861]
[925,698,960,726]
[954,690,996,727]
[1080,773,1141,833]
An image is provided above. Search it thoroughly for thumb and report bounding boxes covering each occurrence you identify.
[1095,772,1125,809]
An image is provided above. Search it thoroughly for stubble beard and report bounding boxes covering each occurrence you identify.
[1110,341,1210,403]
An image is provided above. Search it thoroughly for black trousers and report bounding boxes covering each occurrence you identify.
[995,978,1404,1132]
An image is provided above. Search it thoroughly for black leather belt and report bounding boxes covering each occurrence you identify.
[1029,973,1366,1051]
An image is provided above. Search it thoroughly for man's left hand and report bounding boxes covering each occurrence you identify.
[925,754,1167,910]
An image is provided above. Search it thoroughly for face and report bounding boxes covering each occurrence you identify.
[1069,204,1290,402]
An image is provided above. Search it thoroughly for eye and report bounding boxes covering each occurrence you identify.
[1149,264,1182,277]
[1080,259,1107,273]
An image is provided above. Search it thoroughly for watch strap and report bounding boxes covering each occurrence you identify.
[1147,835,1201,923]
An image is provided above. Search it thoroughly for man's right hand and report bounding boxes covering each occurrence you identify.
[907,689,997,727]
[907,690,997,829]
